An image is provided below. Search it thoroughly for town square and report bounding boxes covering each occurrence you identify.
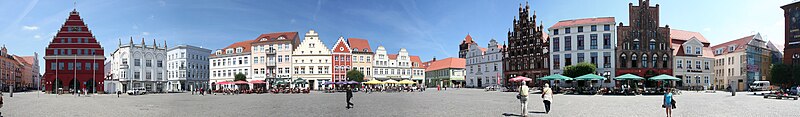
[2,0,800,116]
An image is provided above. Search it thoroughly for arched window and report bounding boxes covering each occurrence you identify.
[633,39,640,50]
[649,39,656,50]
[663,54,669,68]
[620,54,627,68]
[631,54,638,68]
[642,54,648,68]
[653,54,658,68]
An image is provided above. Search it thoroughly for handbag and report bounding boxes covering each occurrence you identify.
[671,99,677,109]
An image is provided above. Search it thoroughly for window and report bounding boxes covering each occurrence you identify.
[553,55,560,69]
[603,24,610,31]
[51,62,56,70]
[704,76,710,84]
[577,53,585,63]
[157,60,163,67]
[591,25,597,31]
[687,60,692,69]
[620,54,627,68]
[631,54,637,68]
[685,46,692,54]
[146,60,152,67]
[552,37,560,52]
[695,47,701,54]
[564,36,572,51]
[590,34,598,49]
[649,40,656,50]
[696,76,701,84]
[603,33,611,49]
[135,72,140,79]
[76,63,82,70]
[577,26,584,32]
[134,59,141,66]
[565,28,571,34]
[577,35,585,50]
[642,54,648,68]
[553,29,559,35]
[565,54,572,66]
[59,62,65,70]
[704,61,710,70]
[695,61,701,69]
[633,39,640,50]
[677,60,682,69]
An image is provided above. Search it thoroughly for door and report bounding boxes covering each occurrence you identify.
[477,78,482,88]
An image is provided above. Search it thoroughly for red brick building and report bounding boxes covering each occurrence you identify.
[615,0,673,77]
[503,2,549,86]
[42,9,105,93]
[331,37,352,82]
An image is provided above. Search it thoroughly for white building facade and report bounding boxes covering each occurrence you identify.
[670,29,715,89]
[548,17,616,87]
[372,46,413,81]
[210,40,253,90]
[291,30,332,90]
[108,39,168,92]
[166,45,211,92]
[466,39,504,88]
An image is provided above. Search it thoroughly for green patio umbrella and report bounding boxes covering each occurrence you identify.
[574,74,607,80]
[293,78,308,84]
[615,74,645,80]
[538,74,574,81]
[648,74,680,81]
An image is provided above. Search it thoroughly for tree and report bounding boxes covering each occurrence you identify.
[347,70,365,82]
[234,73,247,81]
[562,62,597,78]
[770,64,799,87]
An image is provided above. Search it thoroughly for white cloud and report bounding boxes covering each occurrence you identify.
[149,15,155,20]
[142,32,151,35]
[34,35,41,39]
[22,25,38,31]
[290,19,296,23]
[702,28,711,32]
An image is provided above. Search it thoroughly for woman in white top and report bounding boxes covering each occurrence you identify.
[542,83,554,114]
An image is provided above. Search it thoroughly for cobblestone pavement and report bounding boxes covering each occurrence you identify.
[1,89,798,117]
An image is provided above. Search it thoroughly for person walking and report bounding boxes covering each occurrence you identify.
[663,88,674,117]
[346,85,354,109]
[517,81,530,117]
[541,83,554,114]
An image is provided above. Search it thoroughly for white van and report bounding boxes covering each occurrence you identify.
[749,81,770,91]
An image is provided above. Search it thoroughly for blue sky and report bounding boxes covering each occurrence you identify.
[0,0,794,73]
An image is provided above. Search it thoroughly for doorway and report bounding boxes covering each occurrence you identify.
[477,78,482,88]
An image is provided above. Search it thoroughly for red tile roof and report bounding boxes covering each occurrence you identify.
[347,38,371,52]
[253,32,298,42]
[211,39,256,57]
[20,56,35,65]
[410,56,424,68]
[670,29,709,43]
[549,17,615,29]
[425,57,465,71]
[387,54,398,60]
[711,35,755,55]
[461,34,474,44]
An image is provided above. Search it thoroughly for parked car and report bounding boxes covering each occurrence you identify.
[126,87,147,95]
[749,81,770,92]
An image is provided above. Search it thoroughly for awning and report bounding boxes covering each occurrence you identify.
[384,79,399,84]
[398,80,416,84]
[250,80,267,84]
[615,74,645,80]
[233,81,249,84]
[537,74,573,81]
[648,74,681,81]
[574,74,607,80]
[363,80,384,85]
[509,76,532,82]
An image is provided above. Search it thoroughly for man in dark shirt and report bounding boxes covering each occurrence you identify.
[346,85,354,109]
